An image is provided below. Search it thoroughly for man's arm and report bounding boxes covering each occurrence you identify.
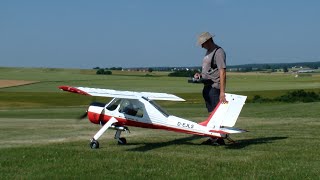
[219,68,227,103]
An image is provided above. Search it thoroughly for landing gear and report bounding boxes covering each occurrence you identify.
[114,129,129,145]
[225,134,236,144]
[201,137,225,146]
[89,117,117,149]
[89,117,130,149]
[117,137,127,145]
[90,139,100,149]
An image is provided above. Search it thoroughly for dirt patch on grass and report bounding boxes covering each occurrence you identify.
[0,80,38,88]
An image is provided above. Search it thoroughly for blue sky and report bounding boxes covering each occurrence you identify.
[1,0,319,68]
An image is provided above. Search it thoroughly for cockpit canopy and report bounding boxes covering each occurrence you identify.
[106,98,144,117]
[106,98,169,118]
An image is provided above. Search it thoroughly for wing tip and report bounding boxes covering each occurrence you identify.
[58,86,91,96]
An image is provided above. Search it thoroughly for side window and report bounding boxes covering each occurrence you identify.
[119,99,143,118]
[135,108,143,118]
[149,100,169,117]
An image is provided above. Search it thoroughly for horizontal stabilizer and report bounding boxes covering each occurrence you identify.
[219,127,248,134]
[58,86,185,101]
[208,127,247,134]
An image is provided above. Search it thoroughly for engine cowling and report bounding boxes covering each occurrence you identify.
[87,102,106,124]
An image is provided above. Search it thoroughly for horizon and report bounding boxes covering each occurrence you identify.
[1,60,319,70]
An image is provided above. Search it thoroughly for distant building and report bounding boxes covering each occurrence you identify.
[228,68,238,72]
[297,69,315,73]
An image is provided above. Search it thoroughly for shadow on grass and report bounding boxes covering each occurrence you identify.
[225,136,288,149]
[125,135,203,152]
[125,136,288,152]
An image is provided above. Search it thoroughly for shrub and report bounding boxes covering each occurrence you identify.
[96,69,112,75]
[251,95,273,103]
[104,70,112,75]
[275,90,319,103]
[168,70,200,77]
[96,69,105,75]
[251,90,320,103]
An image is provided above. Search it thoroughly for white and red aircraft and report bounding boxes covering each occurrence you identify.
[59,86,247,149]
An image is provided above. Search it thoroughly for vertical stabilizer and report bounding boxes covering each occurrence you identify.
[198,93,247,129]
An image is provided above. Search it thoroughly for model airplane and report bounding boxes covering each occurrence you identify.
[59,86,247,149]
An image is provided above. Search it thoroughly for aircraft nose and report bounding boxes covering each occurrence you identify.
[87,105,105,124]
[88,111,101,124]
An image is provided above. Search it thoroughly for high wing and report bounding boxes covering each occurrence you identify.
[58,86,185,101]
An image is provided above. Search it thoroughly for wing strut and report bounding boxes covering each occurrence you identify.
[90,117,118,149]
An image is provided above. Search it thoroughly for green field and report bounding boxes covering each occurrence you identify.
[0,67,319,179]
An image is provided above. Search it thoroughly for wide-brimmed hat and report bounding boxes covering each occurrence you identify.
[197,32,214,45]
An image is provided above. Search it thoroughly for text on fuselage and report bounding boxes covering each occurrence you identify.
[177,122,194,129]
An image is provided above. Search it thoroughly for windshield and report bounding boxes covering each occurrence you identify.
[106,98,121,111]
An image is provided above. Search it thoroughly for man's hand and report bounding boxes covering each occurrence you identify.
[219,68,227,104]
[220,92,227,104]
[194,73,201,80]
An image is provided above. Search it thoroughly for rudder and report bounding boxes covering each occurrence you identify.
[199,93,247,129]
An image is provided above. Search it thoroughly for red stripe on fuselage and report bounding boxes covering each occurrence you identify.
[198,102,222,126]
[209,129,227,134]
[88,112,220,138]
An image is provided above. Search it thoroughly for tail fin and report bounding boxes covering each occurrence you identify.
[199,93,247,129]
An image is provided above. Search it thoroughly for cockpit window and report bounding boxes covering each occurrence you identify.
[149,100,169,117]
[119,99,143,117]
[106,98,121,111]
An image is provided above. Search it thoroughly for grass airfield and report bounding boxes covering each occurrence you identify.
[0,67,320,179]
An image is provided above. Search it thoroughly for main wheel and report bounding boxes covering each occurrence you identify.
[117,137,127,145]
[90,139,100,149]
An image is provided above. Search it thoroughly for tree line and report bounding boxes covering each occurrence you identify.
[250,90,320,103]
[228,61,320,71]
[92,61,319,76]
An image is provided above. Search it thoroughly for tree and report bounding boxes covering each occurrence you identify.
[104,70,112,75]
[96,69,105,75]
[168,69,199,77]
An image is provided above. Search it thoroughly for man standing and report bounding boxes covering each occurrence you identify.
[195,32,227,145]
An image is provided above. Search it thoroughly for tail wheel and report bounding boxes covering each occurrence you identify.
[118,138,127,145]
[90,139,100,149]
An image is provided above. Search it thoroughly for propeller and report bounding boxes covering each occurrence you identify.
[78,111,88,120]
[76,101,106,123]
[77,97,97,120]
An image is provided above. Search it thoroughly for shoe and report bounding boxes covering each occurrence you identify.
[201,138,213,145]
[216,138,225,145]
